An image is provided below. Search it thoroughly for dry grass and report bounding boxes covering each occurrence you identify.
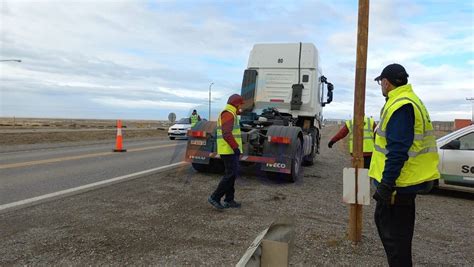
[0,117,172,129]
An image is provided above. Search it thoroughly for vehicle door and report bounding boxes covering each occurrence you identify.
[439,131,474,187]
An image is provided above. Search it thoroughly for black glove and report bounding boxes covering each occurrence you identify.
[373,182,394,203]
[233,148,241,158]
[328,141,335,148]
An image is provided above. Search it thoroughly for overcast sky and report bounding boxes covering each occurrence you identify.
[1,0,473,121]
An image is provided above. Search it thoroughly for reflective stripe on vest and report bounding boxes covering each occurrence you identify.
[368,84,440,187]
[376,127,434,141]
[190,114,199,127]
[345,116,375,153]
[216,104,243,155]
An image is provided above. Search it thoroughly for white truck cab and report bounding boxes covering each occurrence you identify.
[242,43,333,121]
[436,124,474,193]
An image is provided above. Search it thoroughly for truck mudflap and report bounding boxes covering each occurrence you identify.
[260,156,292,174]
[185,142,212,164]
[185,150,292,174]
[186,152,211,164]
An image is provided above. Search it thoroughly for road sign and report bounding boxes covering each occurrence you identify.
[168,112,176,123]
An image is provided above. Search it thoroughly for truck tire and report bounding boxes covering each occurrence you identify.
[265,138,302,182]
[288,138,303,182]
[264,125,303,182]
[191,159,224,173]
[192,163,209,172]
[303,128,318,166]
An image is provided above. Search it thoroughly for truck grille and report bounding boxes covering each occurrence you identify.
[264,73,294,99]
[258,71,310,103]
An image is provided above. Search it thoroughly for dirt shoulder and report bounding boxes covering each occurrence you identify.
[0,126,472,265]
[0,129,169,146]
[0,117,171,146]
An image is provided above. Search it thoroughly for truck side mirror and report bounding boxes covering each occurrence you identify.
[322,83,334,107]
[327,83,334,92]
[326,83,334,104]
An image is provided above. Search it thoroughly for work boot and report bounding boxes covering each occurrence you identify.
[223,200,241,209]
[208,196,224,210]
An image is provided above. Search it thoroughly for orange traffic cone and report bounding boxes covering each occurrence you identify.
[113,120,127,152]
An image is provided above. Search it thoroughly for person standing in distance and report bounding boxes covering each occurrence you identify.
[190,109,201,127]
[208,94,244,210]
[370,63,440,266]
[328,115,376,168]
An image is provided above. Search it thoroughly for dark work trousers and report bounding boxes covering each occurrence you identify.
[211,154,239,202]
[374,194,416,267]
[363,155,372,169]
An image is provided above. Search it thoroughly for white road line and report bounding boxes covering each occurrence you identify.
[0,161,189,214]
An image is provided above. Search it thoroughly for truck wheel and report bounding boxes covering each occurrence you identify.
[192,160,225,173]
[263,125,303,183]
[268,138,302,182]
[302,154,313,166]
[288,139,303,182]
[303,128,318,166]
[192,163,209,172]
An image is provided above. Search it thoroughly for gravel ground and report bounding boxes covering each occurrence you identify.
[0,126,472,265]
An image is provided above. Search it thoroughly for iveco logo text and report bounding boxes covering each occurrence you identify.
[189,155,206,160]
[266,162,286,168]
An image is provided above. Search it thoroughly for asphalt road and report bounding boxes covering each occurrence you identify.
[0,138,187,205]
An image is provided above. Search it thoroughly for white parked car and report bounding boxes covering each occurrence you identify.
[436,124,474,193]
[168,118,191,140]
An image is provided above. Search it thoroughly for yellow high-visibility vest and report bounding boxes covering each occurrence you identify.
[216,104,242,155]
[345,116,375,153]
[368,84,440,187]
[190,114,199,127]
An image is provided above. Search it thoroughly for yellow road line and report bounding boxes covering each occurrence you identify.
[126,143,179,152]
[0,143,184,170]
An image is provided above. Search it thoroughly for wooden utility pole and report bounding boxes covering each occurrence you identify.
[349,0,370,243]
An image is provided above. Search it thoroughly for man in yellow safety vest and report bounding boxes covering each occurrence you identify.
[370,63,440,266]
[328,115,376,168]
[190,109,201,127]
[208,94,244,210]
